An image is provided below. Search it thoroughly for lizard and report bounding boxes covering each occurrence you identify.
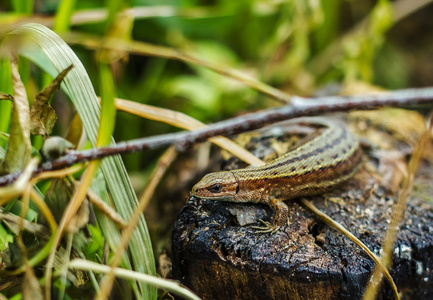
[191,117,363,232]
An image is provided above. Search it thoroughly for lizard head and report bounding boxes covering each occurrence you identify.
[192,171,238,201]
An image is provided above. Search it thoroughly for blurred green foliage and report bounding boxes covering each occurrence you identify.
[0,0,432,298]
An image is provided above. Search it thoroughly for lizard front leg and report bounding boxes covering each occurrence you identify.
[253,197,289,233]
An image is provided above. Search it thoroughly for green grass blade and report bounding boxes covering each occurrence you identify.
[0,59,12,134]
[11,0,34,13]
[53,0,77,33]
[97,63,117,147]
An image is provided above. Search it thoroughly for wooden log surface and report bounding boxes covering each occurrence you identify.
[171,111,433,300]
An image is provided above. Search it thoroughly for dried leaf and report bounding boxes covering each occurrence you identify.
[65,113,83,148]
[2,56,32,173]
[1,211,51,239]
[23,263,43,300]
[45,178,72,223]
[29,104,57,137]
[30,65,73,137]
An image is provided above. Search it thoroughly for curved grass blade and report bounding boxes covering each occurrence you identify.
[7,24,156,298]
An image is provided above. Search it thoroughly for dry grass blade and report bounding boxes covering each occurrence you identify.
[96,146,177,300]
[0,6,186,36]
[17,184,32,256]
[87,189,127,228]
[0,158,39,205]
[2,175,58,276]
[67,33,292,103]
[115,98,263,166]
[33,164,84,181]
[69,259,201,300]
[362,114,433,299]
[0,92,13,101]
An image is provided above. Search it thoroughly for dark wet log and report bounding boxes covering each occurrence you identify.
[172,115,433,300]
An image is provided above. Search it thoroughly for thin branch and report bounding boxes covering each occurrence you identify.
[1,87,433,186]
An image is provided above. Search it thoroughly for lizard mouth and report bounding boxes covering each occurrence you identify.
[191,189,235,201]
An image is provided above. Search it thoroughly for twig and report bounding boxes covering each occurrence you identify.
[1,87,433,186]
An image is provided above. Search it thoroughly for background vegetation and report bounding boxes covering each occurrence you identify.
[0,0,432,299]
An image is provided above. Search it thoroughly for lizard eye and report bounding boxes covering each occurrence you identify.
[208,184,222,193]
